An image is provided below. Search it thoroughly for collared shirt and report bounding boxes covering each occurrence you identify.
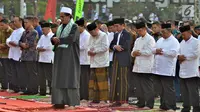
[80,30,90,65]
[132,33,155,73]
[152,35,180,76]
[37,32,54,63]
[19,29,38,61]
[179,36,200,78]
[88,30,109,68]
[117,31,122,45]
[108,32,114,61]
[6,27,25,61]
[0,27,13,58]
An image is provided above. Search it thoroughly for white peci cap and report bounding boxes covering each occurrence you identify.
[60,7,72,15]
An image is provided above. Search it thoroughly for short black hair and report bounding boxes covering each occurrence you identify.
[25,16,34,21]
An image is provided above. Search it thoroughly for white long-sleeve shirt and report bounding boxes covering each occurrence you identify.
[80,30,90,65]
[179,36,200,78]
[197,35,200,66]
[152,35,180,76]
[108,32,114,62]
[6,27,25,61]
[132,33,155,73]
[37,32,54,63]
[88,30,109,68]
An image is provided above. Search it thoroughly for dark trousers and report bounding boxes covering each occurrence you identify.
[20,61,38,94]
[154,75,176,110]
[180,77,200,112]
[108,61,113,82]
[80,65,90,100]
[134,73,154,108]
[38,62,52,95]
[175,60,181,101]
[128,72,137,98]
[0,58,10,90]
[10,59,21,92]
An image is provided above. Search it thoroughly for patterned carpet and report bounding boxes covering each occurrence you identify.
[0,91,184,112]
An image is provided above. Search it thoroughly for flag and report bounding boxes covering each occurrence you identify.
[74,0,84,21]
[44,0,57,22]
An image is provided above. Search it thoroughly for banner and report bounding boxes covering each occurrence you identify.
[44,0,57,22]
[74,0,84,21]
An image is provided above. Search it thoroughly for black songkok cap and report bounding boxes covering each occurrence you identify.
[113,18,125,24]
[75,17,85,27]
[51,23,58,28]
[106,21,114,27]
[179,25,191,33]
[0,19,9,24]
[87,22,97,31]
[161,23,171,29]
[135,21,146,29]
[39,20,46,25]
[174,20,179,26]
[194,25,200,30]
[41,22,51,28]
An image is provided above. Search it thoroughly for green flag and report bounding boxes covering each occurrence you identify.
[74,0,84,21]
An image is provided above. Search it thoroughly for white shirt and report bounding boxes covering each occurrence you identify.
[80,30,90,65]
[88,30,109,68]
[6,27,25,61]
[108,32,114,61]
[152,35,180,76]
[37,32,54,63]
[179,36,200,78]
[132,33,155,73]
[117,31,122,45]
[197,35,200,66]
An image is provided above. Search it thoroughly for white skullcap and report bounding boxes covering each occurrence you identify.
[60,7,72,15]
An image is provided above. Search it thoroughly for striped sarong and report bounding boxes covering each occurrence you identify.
[89,67,109,101]
[110,55,128,103]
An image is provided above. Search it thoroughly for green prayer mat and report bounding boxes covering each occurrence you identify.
[9,95,49,100]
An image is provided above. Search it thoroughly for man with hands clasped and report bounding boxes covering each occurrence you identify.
[131,21,155,110]
[178,25,200,112]
[87,22,109,103]
[152,23,180,112]
[37,22,54,96]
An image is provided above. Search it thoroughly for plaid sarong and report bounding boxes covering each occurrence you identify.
[89,67,109,101]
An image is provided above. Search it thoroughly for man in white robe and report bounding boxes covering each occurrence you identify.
[152,23,180,111]
[178,25,200,112]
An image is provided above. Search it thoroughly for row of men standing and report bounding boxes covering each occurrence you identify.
[76,17,200,112]
[0,15,58,96]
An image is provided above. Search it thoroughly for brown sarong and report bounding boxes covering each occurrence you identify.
[110,55,128,103]
[89,67,109,101]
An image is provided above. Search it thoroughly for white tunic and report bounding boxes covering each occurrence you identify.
[132,33,155,73]
[179,36,200,78]
[37,32,54,63]
[6,27,25,61]
[108,32,114,62]
[152,35,180,76]
[88,30,109,68]
[80,30,90,65]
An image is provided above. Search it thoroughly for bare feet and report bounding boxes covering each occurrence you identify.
[80,99,88,103]
[66,106,75,110]
[121,103,129,107]
[143,106,151,110]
